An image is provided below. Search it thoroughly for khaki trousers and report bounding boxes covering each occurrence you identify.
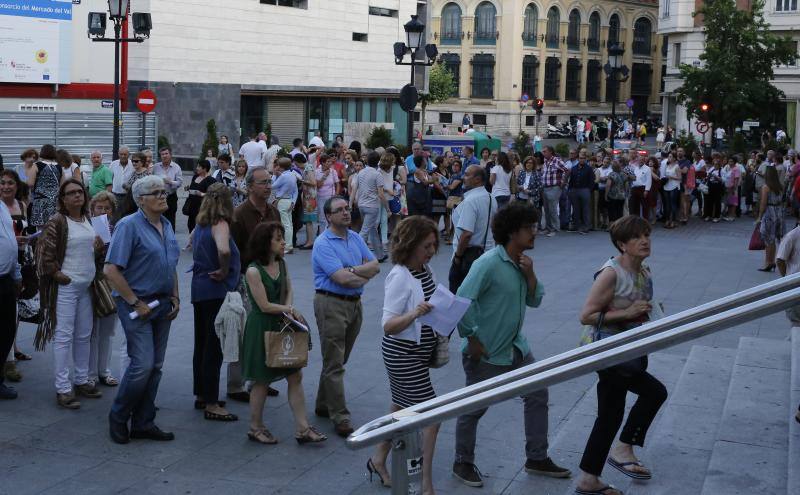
[313,293,363,423]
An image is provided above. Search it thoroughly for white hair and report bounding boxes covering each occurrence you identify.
[119,146,130,153]
[132,175,164,208]
[91,149,102,157]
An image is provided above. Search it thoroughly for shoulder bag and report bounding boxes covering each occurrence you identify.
[91,277,117,317]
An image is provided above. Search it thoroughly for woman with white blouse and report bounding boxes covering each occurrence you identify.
[662,153,682,229]
[490,152,514,208]
[368,216,440,494]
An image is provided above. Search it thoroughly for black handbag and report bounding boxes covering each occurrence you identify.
[593,312,647,377]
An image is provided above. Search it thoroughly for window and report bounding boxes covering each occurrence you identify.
[662,35,668,57]
[471,54,495,99]
[413,111,420,122]
[588,12,601,52]
[441,3,462,44]
[633,18,652,55]
[260,0,307,8]
[586,60,601,101]
[565,59,581,101]
[631,63,652,95]
[352,32,368,42]
[522,55,539,98]
[441,53,461,97]
[439,112,453,124]
[663,0,671,18]
[781,40,799,66]
[608,14,620,46]
[660,64,667,92]
[544,57,561,100]
[369,6,398,17]
[523,4,538,46]
[673,42,681,67]
[474,2,497,45]
[19,104,56,112]
[567,10,580,51]
[546,7,560,49]
[526,115,536,126]
[776,0,798,11]
[473,114,487,126]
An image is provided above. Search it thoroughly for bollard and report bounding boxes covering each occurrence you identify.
[391,429,423,495]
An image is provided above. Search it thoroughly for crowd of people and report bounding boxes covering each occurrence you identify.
[1,129,799,495]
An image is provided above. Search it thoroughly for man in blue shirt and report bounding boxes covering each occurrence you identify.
[105,175,181,444]
[462,146,480,168]
[311,196,380,436]
[405,142,434,173]
[271,157,299,253]
[0,200,21,399]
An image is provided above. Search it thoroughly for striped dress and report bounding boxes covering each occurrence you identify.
[381,268,438,408]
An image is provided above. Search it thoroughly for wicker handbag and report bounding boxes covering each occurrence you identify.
[91,278,117,317]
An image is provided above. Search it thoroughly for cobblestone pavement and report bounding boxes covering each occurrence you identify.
[0,210,788,495]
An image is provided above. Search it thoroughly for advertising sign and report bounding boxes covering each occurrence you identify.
[0,0,72,84]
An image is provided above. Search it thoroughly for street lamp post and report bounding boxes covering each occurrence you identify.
[604,42,629,150]
[394,15,438,149]
[88,1,151,160]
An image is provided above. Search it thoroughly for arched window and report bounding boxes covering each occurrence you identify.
[633,18,652,55]
[546,7,560,49]
[567,9,580,50]
[588,12,601,51]
[608,14,620,46]
[523,4,538,46]
[441,3,462,44]
[544,57,561,99]
[474,2,497,44]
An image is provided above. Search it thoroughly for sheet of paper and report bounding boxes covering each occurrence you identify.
[418,284,472,337]
[282,312,310,332]
[91,214,112,244]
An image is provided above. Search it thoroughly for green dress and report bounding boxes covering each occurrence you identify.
[241,261,299,383]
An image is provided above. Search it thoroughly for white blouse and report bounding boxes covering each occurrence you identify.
[382,264,437,343]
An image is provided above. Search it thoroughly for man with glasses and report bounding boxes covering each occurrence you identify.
[311,196,380,437]
[450,165,496,293]
[452,202,570,487]
[153,147,183,228]
[229,166,281,400]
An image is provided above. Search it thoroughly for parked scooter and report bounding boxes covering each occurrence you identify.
[547,122,573,139]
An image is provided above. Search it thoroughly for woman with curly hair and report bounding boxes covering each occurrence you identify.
[368,216,440,492]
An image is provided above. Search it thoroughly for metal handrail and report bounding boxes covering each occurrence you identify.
[349,286,800,448]
[347,272,800,446]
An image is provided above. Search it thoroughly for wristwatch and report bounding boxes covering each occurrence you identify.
[347,267,356,274]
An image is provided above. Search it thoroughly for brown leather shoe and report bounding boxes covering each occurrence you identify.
[75,383,102,398]
[56,392,81,409]
[334,420,354,437]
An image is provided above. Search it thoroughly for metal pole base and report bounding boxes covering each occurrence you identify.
[391,411,423,495]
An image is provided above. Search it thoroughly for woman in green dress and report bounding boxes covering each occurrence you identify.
[242,221,327,445]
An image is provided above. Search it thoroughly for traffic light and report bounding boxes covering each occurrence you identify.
[699,103,710,113]
[535,98,544,115]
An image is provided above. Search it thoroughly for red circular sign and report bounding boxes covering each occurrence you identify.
[136,89,157,113]
[696,121,709,134]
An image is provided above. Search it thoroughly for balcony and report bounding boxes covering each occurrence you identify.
[474,30,497,46]
[587,37,600,52]
[567,35,580,51]
[545,34,559,49]
[522,31,537,47]
[440,30,462,46]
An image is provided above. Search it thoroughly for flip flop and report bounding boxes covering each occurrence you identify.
[606,457,652,480]
[204,410,238,422]
[575,484,622,495]
[14,351,32,361]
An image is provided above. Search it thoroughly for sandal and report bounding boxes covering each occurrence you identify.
[575,485,622,495]
[606,457,652,480]
[295,425,327,444]
[204,410,238,422]
[248,428,278,445]
[98,375,118,386]
[14,351,32,361]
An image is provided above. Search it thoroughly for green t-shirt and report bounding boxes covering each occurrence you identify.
[89,165,114,197]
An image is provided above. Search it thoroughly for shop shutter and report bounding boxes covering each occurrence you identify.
[266,98,305,144]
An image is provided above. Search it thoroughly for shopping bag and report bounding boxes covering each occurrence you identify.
[264,313,309,368]
[749,222,765,251]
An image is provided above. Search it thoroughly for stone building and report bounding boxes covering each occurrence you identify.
[424,0,665,135]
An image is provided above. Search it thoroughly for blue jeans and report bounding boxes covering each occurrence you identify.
[358,205,385,259]
[110,297,172,430]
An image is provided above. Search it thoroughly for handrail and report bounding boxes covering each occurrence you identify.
[347,273,800,445]
[347,279,800,449]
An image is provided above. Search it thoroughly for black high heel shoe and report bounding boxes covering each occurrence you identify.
[757,264,776,272]
[367,459,391,488]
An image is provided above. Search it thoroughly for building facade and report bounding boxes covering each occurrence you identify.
[659,0,800,144]
[424,0,665,136]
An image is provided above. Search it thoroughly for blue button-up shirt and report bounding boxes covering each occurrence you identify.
[0,202,20,281]
[272,170,298,203]
[405,155,434,173]
[312,229,375,296]
[105,209,180,297]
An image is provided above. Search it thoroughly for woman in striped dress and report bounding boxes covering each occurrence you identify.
[368,216,441,494]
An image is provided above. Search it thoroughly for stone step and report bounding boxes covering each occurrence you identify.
[700,337,791,495]
[788,327,800,495]
[632,345,737,495]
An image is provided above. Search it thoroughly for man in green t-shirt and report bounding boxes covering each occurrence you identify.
[89,150,114,197]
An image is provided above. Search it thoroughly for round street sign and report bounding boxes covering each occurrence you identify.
[625,99,634,108]
[696,121,709,134]
[136,89,157,114]
[399,84,419,112]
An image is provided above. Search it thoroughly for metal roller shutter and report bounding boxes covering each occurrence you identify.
[266,98,305,145]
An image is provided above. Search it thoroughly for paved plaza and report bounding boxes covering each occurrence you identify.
[0,211,790,495]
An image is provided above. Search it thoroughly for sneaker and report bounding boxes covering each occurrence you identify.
[0,383,18,400]
[75,383,103,398]
[546,231,556,237]
[452,462,484,487]
[524,457,572,478]
[56,392,81,409]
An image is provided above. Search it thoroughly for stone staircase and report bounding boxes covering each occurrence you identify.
[541,335,796,495]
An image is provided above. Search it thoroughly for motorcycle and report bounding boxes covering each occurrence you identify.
[546,122,573,139]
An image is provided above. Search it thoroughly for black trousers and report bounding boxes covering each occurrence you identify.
[704,184,723,219]
[0,275,16,386]
[192,298,225,404]
[165,193,178,229]
[607,198,625,222]
[628,186,646,217]
[579,366,667,476]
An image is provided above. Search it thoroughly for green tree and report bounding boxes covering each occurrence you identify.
[513,130,533,161]
[418,62,457,140]
[200,119,219,161]
[674,0,795,134]
[366,126,393,150]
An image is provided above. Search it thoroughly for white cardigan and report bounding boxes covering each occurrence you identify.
[382,264,436,344]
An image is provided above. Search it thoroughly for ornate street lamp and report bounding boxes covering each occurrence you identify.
[604,42,629,149]
[395,15,438,148]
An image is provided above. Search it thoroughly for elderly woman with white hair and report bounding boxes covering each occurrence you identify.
[105,175,181,444]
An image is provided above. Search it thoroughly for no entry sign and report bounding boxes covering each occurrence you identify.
[136,89,157,114]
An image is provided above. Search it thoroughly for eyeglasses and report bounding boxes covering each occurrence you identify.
[140,190,168,198]
[62,189,84,197]
[131,159,142,163]
[330,206,351,214]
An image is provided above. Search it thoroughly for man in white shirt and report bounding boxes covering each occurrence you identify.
[714,127,726,150]
[211,154,235,186]
[776,128,787,142]
[575,118,586,144]
[153,147,184,228]
[629,158,652,218]
[309,132,325,149]
[238,134,264,169]
[353,151,388,262]
[110,146,133,222]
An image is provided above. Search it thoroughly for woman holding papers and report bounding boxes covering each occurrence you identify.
[368,216,440,494]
